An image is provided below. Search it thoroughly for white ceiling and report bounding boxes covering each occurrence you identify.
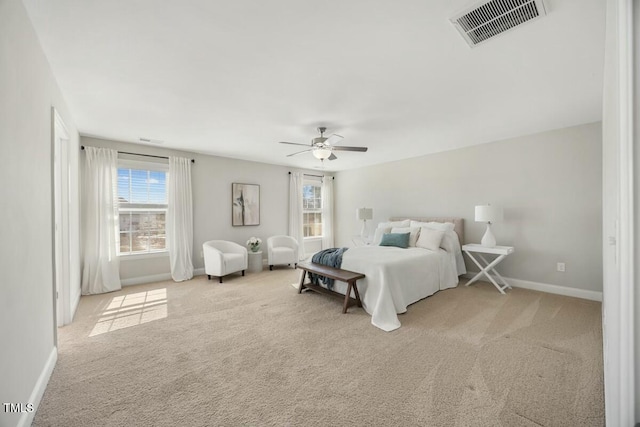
[23,0,605,171]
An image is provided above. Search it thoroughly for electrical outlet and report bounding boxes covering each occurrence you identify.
[557,262,565,272]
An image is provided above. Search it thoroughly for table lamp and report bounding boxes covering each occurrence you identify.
[356,208,373,239]
[475,204,503,248]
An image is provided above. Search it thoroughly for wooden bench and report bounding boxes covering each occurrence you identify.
[297,261,364,313]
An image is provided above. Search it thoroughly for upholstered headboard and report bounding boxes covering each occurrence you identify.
[389,217,464,246]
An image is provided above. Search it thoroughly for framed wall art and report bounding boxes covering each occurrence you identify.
[232,183,260,226]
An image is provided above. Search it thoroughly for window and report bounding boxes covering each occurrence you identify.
[303,181,323,237]
[117,161,168,255]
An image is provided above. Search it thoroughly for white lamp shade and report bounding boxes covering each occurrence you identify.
[356,208,373,221]
[312,148,331,160]
[475,205,503,223]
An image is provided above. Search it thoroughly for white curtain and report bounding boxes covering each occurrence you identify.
[288,172,305,260]
[322,177,334,249]
[167,156,194,282]
[81,147,121,295]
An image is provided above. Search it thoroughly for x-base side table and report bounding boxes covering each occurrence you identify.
[462,244,515,294]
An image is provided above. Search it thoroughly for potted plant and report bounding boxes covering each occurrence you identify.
[246,237,262,253]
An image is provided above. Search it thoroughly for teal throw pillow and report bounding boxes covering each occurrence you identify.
[379,232,410,248]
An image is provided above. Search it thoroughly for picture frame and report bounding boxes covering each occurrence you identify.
[232,183,260,226]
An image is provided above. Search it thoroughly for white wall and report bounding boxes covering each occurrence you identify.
[334,122,602,293]
[81,137,324,282]
[0,0,80,426]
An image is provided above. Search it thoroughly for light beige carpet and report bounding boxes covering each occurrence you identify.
[34,269,604,426]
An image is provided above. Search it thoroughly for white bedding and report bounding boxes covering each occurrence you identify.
[324,246,460,332]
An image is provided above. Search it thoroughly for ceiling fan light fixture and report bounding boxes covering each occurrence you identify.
[312,148,332,160]
[280,127,367,161]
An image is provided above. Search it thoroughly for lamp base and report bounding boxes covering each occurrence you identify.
[481,223,496,248]
[360,220,369,240]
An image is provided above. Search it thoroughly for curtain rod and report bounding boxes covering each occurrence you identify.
[288,171,334,179]
[81,145,195,163]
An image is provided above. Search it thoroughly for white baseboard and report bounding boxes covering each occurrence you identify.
[463,272,603,302]
[121,273,172,287]
[18,347,57,427]
[122,269,210,286]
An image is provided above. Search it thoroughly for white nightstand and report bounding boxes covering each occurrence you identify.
[462,244,515,294]
[247,251,263,273]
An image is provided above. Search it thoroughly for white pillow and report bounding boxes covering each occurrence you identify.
[391,227,420,247]
[411,221,459,252]
[378,219,410,229]
[410,220,455,232]
[440,230,460,253]
[372,227,391,246]
[416,227,445,251]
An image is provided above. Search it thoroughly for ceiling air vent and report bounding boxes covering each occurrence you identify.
[139,137,164,144]
[450,0,547,47]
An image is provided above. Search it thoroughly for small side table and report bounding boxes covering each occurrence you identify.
[462,244,515,294]
[248,251,263,273]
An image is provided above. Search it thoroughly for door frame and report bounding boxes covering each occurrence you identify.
[52,108,71,327]
[602,0,636,424]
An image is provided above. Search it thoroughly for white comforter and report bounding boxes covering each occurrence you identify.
[329,246,459,332]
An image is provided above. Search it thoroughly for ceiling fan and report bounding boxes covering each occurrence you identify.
[279,127,368,161]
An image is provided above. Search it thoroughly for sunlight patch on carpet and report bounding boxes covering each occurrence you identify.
[89,289,167,337]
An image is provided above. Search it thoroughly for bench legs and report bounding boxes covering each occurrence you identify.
[298,269,362,313]
[298,270,307,294]
[351,281,363,308]
[342,281,363,313]
[343,282,353,314]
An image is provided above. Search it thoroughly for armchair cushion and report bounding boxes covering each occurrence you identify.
[223,253,246,273]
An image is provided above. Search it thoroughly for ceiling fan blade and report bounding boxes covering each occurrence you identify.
[328,153,338,161]
[324,134,344,146]
[331,146,368,152]
[286,149,313,157]
[279,141,311,147]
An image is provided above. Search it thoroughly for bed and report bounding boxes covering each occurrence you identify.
[311,217,466,332]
